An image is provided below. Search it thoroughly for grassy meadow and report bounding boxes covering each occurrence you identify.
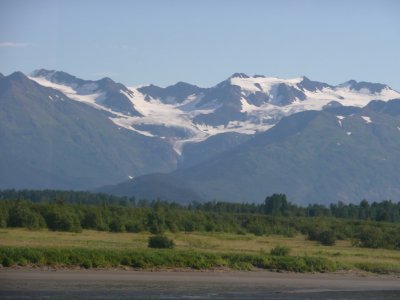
[1,228,400,273]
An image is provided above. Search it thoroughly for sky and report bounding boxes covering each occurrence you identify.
[0,0,399,89]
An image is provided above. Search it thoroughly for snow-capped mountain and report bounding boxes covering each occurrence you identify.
[0,72,177,190]
[3,69,400,203]
[101,98,400,204]
[30,69,141,116]
[29,70,400,155]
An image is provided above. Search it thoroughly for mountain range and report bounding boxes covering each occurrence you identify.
[1,69,400,204]
[0,71,176,189]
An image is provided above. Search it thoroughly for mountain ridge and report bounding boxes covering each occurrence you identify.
[2,69,400,204]
[0,72,177,190]
[100,99,400,204]
[29,69,400,155]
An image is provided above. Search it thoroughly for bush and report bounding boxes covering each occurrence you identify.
[270,245,291,256]
[354,262,399,274]
[307,227,336,246]
[7,203,45,229]
[2,256,13,267]
[246,220,265,236]
[148,235,174,249]
[81,210,108,231]
[44,208,82,232]
[109,219,126,232]
[319,230,336,246]
[125,221,144,233]
[0,206,9,228]
[355,226,384,249]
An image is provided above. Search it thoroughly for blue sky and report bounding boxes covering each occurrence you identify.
[0,0,399,89]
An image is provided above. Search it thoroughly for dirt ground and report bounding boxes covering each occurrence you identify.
[1,268,400,299]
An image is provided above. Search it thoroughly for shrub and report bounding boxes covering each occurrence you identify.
[7,204,45,229]
[148,211,165,234]
[125,221,144,233]
[355,226,383,249]
[81,210,108,231]
[2,256,13,267]
[354,262,400,274]
[307,227,336,246]
[148,235,174,249]
[44,208,82,232]
[0,206,9,228]
[306,226,323,241]
[270,245,291,256]
[319,230,336,246]
[109,219,126,232]
[246,220,265,236]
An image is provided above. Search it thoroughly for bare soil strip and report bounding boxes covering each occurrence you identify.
[1,269,400,299]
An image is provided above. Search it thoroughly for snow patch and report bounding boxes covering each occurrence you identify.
[336,116,345,127]
[240,98,258,113]
[29,76,104,108]
[109,116,155,137]
[361,116,372,124]
[231,76,303,94]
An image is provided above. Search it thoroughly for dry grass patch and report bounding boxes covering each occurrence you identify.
[1,228,400,273]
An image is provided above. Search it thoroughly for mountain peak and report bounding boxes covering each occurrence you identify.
[8,71,28,80]
[31,69,83,86]
[339,80,389,93]
[174,81,198,88]
[31,68,56,77]
[365,98,400,116]
[98,77,115,85]
[297,76,332,92]
[339,80,357,87]
[229,73,250,79]
[137,81,204,104]
[1,71,59,98]
[5,72,37,87]
[300,75,310,82]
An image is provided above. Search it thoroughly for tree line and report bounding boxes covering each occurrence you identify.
[1,190,399,223]
[0,191,399,250]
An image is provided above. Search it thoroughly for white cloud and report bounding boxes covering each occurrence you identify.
[0,42,31,48]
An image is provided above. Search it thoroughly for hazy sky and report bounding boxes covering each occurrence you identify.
[1,0,399,89]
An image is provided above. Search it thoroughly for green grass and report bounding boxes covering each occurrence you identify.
[0,228,399,274]
[0,247,336,272]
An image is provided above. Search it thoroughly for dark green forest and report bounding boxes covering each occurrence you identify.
[1,190,400,250]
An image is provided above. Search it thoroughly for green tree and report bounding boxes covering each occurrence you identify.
[109,218,126,232]
[43,206,82,232]
[82,209,108,231]
[147,209,166,234]
[8,201,45,229]
[264,194,288,216]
